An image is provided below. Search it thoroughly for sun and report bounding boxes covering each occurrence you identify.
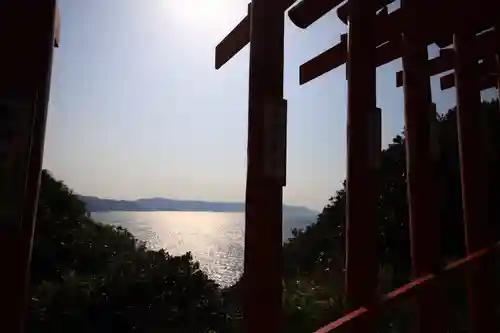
[165,0,243,34]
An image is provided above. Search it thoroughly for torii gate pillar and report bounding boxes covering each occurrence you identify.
[0,1,58,332]
[243,1,285,332]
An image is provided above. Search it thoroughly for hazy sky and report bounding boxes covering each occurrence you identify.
[43,0,498,210]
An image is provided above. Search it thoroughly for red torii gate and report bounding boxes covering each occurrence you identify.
[215,0,499,332]
[1,0,498,332]
[0,1,60,332]
[216,2,287,332]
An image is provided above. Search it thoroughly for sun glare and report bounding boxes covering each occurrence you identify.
[165,0,242,35]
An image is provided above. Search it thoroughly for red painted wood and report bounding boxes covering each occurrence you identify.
[441,72,497,91]
[214,0,298,69]
[454,21,497,332]
[54,4,61,47]
[18,1,57,331]
[495,24,500,92]
[314,242,500,333]
[299,39,347,84]
[397,30,496,88]
[396,49,455,87]
[344,1,378,332]
[215,14,250,69]
[301,2,498,86]
[299,9,402,84]
[0,1,57,332]
[337,0,395,25]
[400,1,447,331]
[288,0,344,29]
[243,1,285,332]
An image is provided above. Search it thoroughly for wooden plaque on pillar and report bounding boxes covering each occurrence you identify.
[263,99,287,186]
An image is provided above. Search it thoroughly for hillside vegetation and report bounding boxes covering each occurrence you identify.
[29,171,231,332]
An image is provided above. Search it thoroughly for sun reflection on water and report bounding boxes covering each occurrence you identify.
[92,210,313,287]
[93,211,245,287]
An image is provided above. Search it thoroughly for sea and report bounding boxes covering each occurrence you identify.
[91,211,316,287]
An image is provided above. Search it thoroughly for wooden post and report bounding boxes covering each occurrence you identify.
[344,0,378,330]
[493,22,500,248]
[18,1,58,330]
[287,0,344,29]
[368,108,382,171]
[454,24,496,333]
[400,0,446,331]
[495,23,500,93]
[244,1,285,332]
[0,1,56,332]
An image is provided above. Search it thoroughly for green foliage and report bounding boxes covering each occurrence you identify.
[28,171,230,333]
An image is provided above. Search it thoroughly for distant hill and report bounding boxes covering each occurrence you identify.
[79,196,318,217]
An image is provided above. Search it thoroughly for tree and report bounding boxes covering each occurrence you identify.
[28,171,231,333]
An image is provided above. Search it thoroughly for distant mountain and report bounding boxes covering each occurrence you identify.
[79,196,318,217]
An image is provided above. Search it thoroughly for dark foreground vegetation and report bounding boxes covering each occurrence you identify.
[29,171,229,333]
[28,101,500,332]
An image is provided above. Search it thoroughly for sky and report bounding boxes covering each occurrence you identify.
[43,0,498,210]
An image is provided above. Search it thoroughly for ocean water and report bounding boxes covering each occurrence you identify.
[91,211,315,287]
